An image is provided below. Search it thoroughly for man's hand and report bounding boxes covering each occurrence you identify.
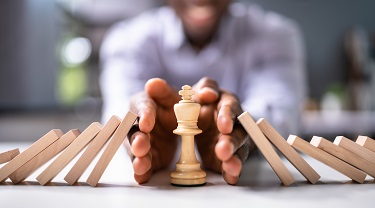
[126,77,255,185]
[193,77,256,185]
[127,78,180,184]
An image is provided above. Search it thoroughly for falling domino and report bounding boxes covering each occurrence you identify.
[64,116,121,185]
[356,136,375,152]
[238,112,295,186]
[3,108,375,188]
[86,111,137,187]
[288,135,366,183]
[311,136,375,178]
[257,118,320,184]
[0,129,63,183]
[36,122,102,185]
[334,136,375,165]
[9,130,79,184]
[0,149,20,165]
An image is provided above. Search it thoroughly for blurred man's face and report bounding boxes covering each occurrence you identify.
[167,0,231,45]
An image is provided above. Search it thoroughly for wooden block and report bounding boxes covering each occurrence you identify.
[257,118,320,184]
[36,122,102,185]
[86,111,137,187]
[356,136,375,152]
[0,129,63,182]
[238,112,295,186]
[334,136,375,165]
[9,130,79,184]
[311,136,375,178]
[0,148,20,164]
[288,135,366,183]
[64,116,121,185]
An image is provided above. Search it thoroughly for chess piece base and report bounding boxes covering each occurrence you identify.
[170,164,206,186]
[171,177,206,186]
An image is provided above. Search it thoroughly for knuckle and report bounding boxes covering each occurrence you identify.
[200,76,211,83]
[221,99,240,114]
[234,145,249,163]
[220,97,243,116]
[199,77,218,87]
[223,99,238,107]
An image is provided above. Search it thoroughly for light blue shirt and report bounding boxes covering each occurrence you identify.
[100,3,307,137]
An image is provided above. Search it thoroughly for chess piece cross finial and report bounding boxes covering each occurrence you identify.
[179,85,194,102]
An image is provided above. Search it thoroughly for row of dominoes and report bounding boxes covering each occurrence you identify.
[238,111,375,186]
[0,111,137,187]
[1,111,374,187]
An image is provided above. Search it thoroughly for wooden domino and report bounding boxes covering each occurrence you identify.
[0,129,63,182]
[311,136,375,178]
[356,136,375,152]
[288,135,366,183]
[257,118,320,184]
[36,122,102,185]
[86,111,137,187]
[0,148,20,164]
[64,116,121,185]
[9,130,79,184]
[238,112,295,186]
[334,136,375,165]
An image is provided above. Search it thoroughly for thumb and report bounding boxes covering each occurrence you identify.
[145,78,180,109]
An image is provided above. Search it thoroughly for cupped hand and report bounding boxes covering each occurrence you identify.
[127,78,180,184]
[193,77,256,185]
[126,77,256,185]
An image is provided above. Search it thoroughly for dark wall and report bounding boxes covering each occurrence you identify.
[246,0,375,100]
[0,0,59,110]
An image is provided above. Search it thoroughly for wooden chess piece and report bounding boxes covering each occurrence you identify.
[171,85,206,186]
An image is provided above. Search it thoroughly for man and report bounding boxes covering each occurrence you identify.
[100,0,306,185]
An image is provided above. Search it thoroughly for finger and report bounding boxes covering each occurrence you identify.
[197,105,215,131]
[217,93,242,134]
[222,137,253,185]
[129,131,151,157]
[130,93,156,133]
[233,136,252,163]
[133,153,152,176]
[222,171,239,185]
[215,123,248,161]
[192,77,220,104]
[222,156,242,185]
[125,125,141,159]
[127,125,151,158]
[134,168,152,184]
[215,135,234,162]
[145,78,180,109]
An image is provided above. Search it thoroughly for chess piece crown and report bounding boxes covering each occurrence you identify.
[173,85,202,135]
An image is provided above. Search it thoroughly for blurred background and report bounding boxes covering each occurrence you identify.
[0,0,375,142]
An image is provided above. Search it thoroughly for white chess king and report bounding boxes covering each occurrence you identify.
[170,85,206,186]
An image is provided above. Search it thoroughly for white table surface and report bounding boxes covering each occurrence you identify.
[1,142,374,208]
